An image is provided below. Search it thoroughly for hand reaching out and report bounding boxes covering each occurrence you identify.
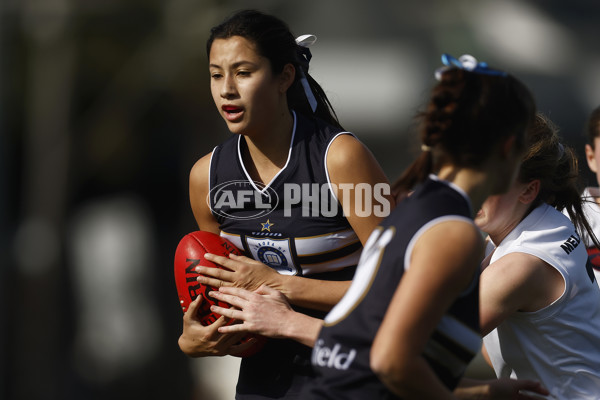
[456,378,550,399]
[209,285,322,347]
[209,285,294,338]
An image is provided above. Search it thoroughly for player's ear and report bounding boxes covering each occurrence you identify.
[585,144,598,173]
[279,63,295,94]
[519,179,540,205]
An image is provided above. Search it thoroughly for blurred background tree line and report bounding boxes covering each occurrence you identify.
[1,0,599,399]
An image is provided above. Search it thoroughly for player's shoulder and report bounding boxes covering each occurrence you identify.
[326,134,371,168]
[414,217,483,265]
[425,217,481,245]
[190,151,213,186]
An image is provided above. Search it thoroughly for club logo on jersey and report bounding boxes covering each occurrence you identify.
[209,180,279,220]
[246,237,297,275]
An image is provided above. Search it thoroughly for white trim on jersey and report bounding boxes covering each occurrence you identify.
[429,174,473,216]
[300,250,362,275]
[294,228,358,256]
[324,227,394,325]
[436,314,481,356]
[220,231,243,250]
[324,131,357,204]
[403,215,475,272]
[237,111,298,194]
[221,229,361,276]
[208,146,218,206]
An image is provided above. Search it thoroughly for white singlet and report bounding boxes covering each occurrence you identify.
[483,203,600,400]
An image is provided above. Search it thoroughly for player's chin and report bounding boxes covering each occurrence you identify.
[223,118,247,135]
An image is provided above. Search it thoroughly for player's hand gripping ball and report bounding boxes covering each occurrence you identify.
[174,231,266,357]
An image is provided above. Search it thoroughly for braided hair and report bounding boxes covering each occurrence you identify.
[393,68,536,194]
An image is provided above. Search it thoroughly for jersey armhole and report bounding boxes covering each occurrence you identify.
[324,131,356,203]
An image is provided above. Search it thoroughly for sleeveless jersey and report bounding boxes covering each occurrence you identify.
[304,176,481,399]
[209,110,361,278]
[209,111,362,399]
[484,203,600,399]
[578,187,600,284]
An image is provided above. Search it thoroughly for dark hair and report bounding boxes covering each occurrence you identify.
[520,113,600,249]
[586,105,600,148]
[207,9,342,128]
[393,68,536,194]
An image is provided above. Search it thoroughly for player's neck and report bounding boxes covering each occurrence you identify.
[437,165,496,218]
[242,111,294,184]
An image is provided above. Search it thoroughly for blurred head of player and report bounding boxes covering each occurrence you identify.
[206,9,341,137]
[393,65,536,197]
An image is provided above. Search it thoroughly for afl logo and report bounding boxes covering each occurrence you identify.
[209,180,279,220]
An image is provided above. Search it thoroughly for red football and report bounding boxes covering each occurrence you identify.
[174,230,266,357]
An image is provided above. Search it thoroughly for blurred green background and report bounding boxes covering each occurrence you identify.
[2,1,599,399]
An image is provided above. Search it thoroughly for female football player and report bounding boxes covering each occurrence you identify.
[476,113,600,399]
[178,9,393,399]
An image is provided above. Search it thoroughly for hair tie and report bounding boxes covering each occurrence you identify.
[435,53,507,81]
[295,34,318,112]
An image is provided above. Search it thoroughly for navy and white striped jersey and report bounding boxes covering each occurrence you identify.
[209,110,361,278]
[304,176,481,399]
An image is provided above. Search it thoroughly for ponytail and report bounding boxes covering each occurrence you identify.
[393,57,535,194]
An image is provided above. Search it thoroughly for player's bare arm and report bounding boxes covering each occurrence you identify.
[479,252,565,336]
[189,151,220,234]
[370,220,483,399]
[326,133,395,244]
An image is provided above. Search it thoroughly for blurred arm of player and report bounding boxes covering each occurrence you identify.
[209,285,321,348]
[370,220,483,399]
[454,378,549,399]
[192,135,396,312]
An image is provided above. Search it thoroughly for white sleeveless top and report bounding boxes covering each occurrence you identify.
[483,203,600,399]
